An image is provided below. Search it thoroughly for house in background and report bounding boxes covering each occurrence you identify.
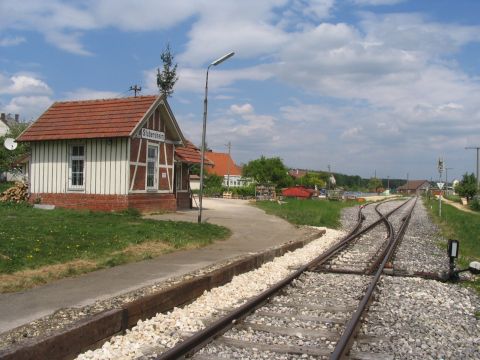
[0,113,20,136]
[17,95,202,212]
[396,180,430,195]
[204,151,248,187]
[288,169,308,180]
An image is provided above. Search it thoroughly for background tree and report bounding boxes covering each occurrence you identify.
[455,173,477,200]
[242,156,293,188]
[296,172,326,189]
[367,177,383,193]
[0,123,30,179]
[157,43,178,98]
[203,174,224,196]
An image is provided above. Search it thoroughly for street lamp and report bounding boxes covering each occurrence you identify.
[198,51,235,223]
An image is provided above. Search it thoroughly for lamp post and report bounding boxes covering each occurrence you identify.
[198,51,235,224]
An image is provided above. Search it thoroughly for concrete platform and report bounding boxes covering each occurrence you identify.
[0,198,312,334]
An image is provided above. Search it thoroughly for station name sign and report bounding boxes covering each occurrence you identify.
[141,128,165,142]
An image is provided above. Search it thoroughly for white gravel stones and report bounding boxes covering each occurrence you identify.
[393,200,449,275]
[354,276,480,359]
[196,273,370,359]
[76,228,344,360]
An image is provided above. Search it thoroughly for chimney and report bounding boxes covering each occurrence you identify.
[15,114,19,122]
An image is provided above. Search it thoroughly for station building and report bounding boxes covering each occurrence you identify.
[17,95,203,212]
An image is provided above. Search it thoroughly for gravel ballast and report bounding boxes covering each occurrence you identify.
[76,228,344,359]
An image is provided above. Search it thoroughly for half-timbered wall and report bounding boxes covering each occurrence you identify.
[129,107,176,193]
[30,138,129,195]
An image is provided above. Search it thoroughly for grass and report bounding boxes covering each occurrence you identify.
[445,194,461,203]
[255,198,358,228]
[0,202,230,292]
[0,181,14,193]
[424,196,480,292]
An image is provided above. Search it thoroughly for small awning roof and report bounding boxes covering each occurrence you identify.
[175,141,213,165]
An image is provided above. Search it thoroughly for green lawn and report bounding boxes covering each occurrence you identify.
[0,202,230,291]
[0,182,14,193]
[424,197,480,292]
[255,198,358,228]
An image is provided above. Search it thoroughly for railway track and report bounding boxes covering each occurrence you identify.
[152,197,418,360]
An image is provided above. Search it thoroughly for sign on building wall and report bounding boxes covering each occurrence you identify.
[141,128,165,142]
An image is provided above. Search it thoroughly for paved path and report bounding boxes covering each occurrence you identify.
[0,198,312,333]
[441,197,478,214]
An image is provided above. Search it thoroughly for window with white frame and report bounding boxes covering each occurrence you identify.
[69,144,85,189]
[146,144,158,189]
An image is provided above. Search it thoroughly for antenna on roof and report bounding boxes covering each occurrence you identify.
[129,85,142,97]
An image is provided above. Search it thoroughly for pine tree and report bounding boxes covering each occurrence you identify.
[157,44,178,98]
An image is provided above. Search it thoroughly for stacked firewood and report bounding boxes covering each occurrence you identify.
[0,182,29,203]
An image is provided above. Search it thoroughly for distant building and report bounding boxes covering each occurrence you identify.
[288,169,307,180]
[0,113,20,136]
[396,180,430,195]
[205,151,249,187]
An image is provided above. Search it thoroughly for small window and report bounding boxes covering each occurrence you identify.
[70,144,85,189]
[147,144,158,189]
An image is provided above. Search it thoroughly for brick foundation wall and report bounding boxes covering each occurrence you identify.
[30,193,129,212]
[31,192,178,213]
[176,192,191,209]
[128,193,177,213]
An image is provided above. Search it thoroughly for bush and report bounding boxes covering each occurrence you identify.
[231,184,256,197]
[470,196,480,211]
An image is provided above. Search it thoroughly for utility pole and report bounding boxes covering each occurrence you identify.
[129,85,142,97]
[226,141,231,191]
[438,158,444,217]
[445,167,453,196]
[465,146,480,191]
[387,176,390,190]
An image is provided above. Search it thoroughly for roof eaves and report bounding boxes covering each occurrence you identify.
[16,101,57,142]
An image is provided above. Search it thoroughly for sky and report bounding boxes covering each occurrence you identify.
[1,0,480,181]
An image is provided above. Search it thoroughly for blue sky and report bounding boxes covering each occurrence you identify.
[1,0,480,181]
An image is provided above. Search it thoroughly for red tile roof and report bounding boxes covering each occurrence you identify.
[17,96,158,141]
[175,141,213,165]
[205,152,242,177]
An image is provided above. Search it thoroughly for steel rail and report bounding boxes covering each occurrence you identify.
[330,196,418,360]
[366,197,415,274]
[155,204,366,360]
[155,199,410,360]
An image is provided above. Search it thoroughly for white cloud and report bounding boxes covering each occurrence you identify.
[230,103,254,115]
[0,36,26,46]
[3,96,53,121]
[143,65,274,95]
[352,0,406,5]
[0,74,52,95]
[63,88,119,100]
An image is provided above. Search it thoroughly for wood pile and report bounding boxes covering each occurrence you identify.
[0,182,29,203]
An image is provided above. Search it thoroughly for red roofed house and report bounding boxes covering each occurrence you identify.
[396,180,430,195]
[204,151,248,187]
[17,95,202,212]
